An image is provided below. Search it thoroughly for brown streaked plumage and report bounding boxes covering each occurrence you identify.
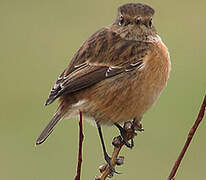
[36,2,170,161]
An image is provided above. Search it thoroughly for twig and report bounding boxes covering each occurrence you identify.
[74,111,84,180]
[168,95,206,180]
[96,121,137,180]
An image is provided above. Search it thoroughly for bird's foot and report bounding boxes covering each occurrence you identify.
[104,153,120,177]
[115,123,135,149]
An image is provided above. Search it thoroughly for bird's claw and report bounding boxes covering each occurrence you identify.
[104,154,120,177]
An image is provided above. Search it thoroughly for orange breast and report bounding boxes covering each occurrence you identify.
[75,39,171,125]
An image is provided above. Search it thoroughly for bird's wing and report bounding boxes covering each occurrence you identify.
[45,27,151,105]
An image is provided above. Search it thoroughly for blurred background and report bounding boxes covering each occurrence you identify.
[1,0,206,179]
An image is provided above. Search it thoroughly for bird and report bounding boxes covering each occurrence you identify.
[36,2,170,172]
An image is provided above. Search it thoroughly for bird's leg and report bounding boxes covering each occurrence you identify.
[96,122,119,176]
[114,123,134,149]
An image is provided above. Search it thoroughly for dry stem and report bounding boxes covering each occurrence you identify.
[74,111,84,180]
[168,95,206,180]
[96,121,137,180]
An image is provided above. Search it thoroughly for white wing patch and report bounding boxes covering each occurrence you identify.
[105,66,119,77]
[125,60,144,72]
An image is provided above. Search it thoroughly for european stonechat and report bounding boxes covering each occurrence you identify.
[36,2,170,172]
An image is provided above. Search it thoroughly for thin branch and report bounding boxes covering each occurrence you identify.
[74,111,84,180]
[95,121,137,180]
[168,94,206,180]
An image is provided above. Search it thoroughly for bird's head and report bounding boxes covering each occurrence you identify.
[113,3,157,41]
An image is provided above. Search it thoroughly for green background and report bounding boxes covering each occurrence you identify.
[1,0,206,179]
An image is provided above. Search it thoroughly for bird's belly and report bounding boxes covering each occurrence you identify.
[80,69,168,125]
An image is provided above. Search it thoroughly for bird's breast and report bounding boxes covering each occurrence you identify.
[133,38,171,114]
[76,38,171,124]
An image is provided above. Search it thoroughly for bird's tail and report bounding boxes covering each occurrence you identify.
[35,113,63,146]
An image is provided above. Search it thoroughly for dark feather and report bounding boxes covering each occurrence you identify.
[35,113,62,145]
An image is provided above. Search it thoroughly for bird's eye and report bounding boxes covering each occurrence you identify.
[135,17,141,24]
[119,16,124,26]
[149,18,152,27]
